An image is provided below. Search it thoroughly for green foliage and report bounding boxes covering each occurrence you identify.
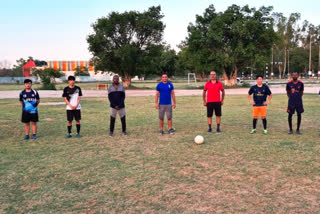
[74,66,90,76]
[33,68,62,90]
[87,6,165,85]
[184,4,277,79]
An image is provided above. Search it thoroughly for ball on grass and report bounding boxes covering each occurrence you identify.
[194,135,204,145]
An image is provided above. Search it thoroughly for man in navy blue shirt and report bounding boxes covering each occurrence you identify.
[19,79,40,140]
[155,74,176,135]
[248,75,272,134]
[286,72,304,135]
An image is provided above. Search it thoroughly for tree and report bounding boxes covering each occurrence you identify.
[74,66,90,76]
[273,12,301,78]
[87,6,165,87]
[184,4,277,85]
[33,68,62,90]
[158,46,177,76]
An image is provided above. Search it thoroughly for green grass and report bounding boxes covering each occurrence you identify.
[1,95,320,213]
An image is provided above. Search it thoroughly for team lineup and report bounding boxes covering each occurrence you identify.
[19,71,310,140]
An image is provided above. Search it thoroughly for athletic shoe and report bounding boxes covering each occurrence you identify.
[24,135,29,140]
[208,128,212,133]
[168,128,175,135]
[159,130,164,135]
[109,132,113,137]
[66,133,72,138]
[250,129,256,134]
[296,130,302,135]
[122,131,128,136]
[32,134,37,139]
[263,130,268,134]
[76,133,81,138]
[216,128,221,134]
[288,130,293,135]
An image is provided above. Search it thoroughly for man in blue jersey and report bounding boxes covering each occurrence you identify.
[286,72,304,135]
[248,75,272,134]
[19,79,40,140]
[155,74,176,135]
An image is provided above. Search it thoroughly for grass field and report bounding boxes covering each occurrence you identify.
[1,95,320,213]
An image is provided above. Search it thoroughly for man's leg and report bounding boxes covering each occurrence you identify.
[288,113,293,134]
[296,113,302,135]
[75,110,81,136]
[76,120,80,135]
[31,122,37,139]
[215,102,222,133]
[216,116,221,132]
[207,103,213,132]
[25,122,30,135]
[159,105,165,135]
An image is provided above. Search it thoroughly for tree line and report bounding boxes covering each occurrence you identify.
[2,4,319,86]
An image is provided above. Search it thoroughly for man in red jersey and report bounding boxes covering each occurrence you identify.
[202,71,225,133]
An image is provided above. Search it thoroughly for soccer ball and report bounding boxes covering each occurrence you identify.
[194,135,204,145]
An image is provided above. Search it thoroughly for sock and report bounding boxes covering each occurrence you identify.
[297,114,301,131]
[288,114,293,131]
[76,124,80,134]
[262,118,267,130]
[253,119,257,129]
[121,116,126,132]
[217,124,220,130]
[68,125,72,134]
[208,124,212,129]
[110,116,116,133]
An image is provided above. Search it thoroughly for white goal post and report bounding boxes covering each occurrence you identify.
[188,73,197,85]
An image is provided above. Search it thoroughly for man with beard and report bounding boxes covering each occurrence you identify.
[108,75,127,136]
[286,72,304,135]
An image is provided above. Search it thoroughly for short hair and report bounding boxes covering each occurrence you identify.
[68,76,75,81]
[24,79,32,84]
[113,75,119,79]
[256,75,263,79]
[162,74,168,77]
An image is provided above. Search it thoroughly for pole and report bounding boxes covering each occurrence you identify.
[265,63,269,85]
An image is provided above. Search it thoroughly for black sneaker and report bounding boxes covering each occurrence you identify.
[216,128,221,134]
[159,130,164,135]
[288,130,293,135]
[208,128,212,133]
[109,132,113,137]
[122,131,128,136]
[296,130,302,135]
[168,129,175,135]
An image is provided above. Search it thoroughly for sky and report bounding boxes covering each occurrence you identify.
[0,0,319,67]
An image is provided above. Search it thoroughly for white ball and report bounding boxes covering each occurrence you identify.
[194,135,204,145]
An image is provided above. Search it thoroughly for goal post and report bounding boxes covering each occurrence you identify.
[188,73,197,85]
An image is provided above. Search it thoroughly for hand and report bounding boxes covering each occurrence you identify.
[250,101,255,105]
[172,104,176,109]
[203,101,207,106]
[155,103,159,109]
[72,106,77,110]
[115,106,120,110]
[221,100,224,105]
[263,101,268,106]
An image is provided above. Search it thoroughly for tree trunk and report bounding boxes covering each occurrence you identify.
[278,64,282,79]
[122,73,131,87]
[223,69,237,86]
[196,73,206,82]
[283,47,287,79]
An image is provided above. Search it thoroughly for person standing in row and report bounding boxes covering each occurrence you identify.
[62,76,82,138]
[20,79,40,140]
[286,72,304,135]
[155,74,176,135]
[203,71,225,133]
[248,75,272,134]
[108,75,127,136]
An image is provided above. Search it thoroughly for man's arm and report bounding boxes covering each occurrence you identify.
[202,90,207,106]
[64,97,73,109]
[171,90,176,109]
[221,89,225,105]
[155,91,159,109]
[75,96,81,109]
[264,94,272,105]
[248,94,255,105]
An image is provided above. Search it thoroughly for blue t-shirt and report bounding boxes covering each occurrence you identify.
[286,81,304,107]
[19,89,40,114]
[248,84,272,106]
[156,82,174,105]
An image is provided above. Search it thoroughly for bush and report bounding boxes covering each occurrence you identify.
[38,83,57,90]
[241,81,251,88]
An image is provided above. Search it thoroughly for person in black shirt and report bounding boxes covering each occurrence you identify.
[248,75,272,134]
[62,76,83,138]
[286,72,304,135]
[108,75,127,136]
[19,79,40,140]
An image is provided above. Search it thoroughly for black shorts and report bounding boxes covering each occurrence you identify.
[287,105,304,114]
[207,102,222,117]
[67,110,81,122]
[21,111,39,123]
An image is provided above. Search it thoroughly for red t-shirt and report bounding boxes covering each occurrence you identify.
[204,80,224,102]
